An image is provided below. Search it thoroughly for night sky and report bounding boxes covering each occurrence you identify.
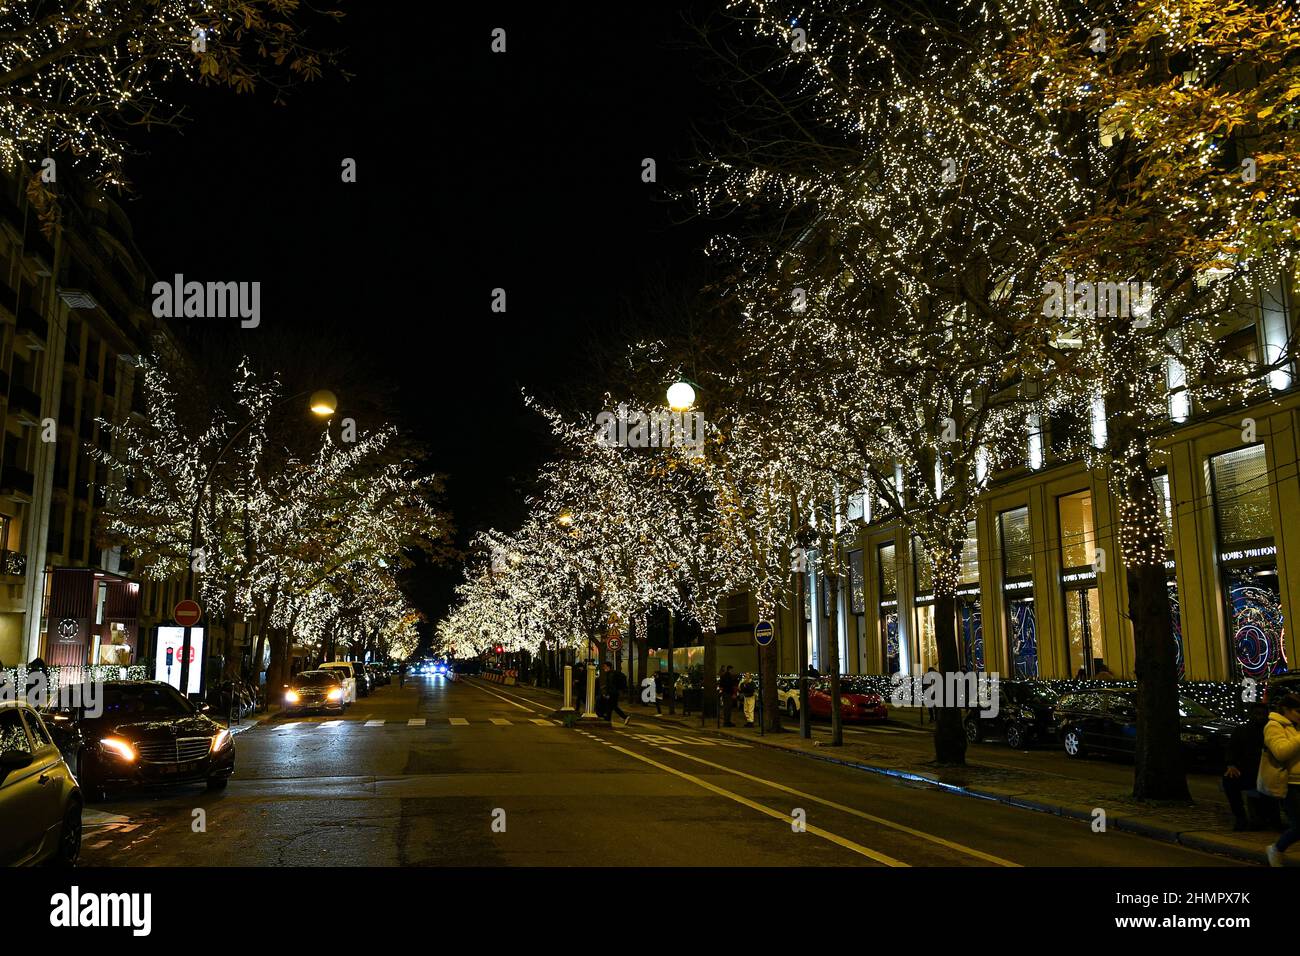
[120,3,714,626]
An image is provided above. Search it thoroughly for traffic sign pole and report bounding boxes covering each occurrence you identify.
[754,621,774,737]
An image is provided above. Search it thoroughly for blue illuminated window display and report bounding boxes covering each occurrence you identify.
[960,600,984,671]
[1168,581,1185,681]
[1227,569,1287,679]
[882,610,900,674]
[1008,597,1038,677]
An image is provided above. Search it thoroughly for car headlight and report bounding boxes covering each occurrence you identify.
[840,697,853,707]
[284,690,300,704]
[327,688,343,701]
[100,737,136,762]
[211,729,232,753]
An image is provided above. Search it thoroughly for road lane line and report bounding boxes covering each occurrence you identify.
[605,744,907,866]
[408,719,426,727]
[530,718,556,726]
[656,747,1019,867]
[278,722,300,730]
[449,717,470,725]
[491,718,512,725]
[465,679,542,713]
[320,720,343,728]
[365,720,385,727]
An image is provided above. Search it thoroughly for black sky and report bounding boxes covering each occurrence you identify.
[122,3,714,624]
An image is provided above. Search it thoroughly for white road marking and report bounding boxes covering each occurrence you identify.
[607,743,908,866]
[365,720,385,727]
[657,747,1019,867]
[449,718,469,725]
[491,718,512,725]
[465,679,541,713]
[530,718,554,725]
[320,720,343,728]
[407,719,426,727]
[278,722,300,730]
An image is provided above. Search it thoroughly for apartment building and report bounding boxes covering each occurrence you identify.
[0,165,153,673]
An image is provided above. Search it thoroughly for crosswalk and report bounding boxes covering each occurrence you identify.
[268,716,563,730]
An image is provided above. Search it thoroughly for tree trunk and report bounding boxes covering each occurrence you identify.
[1117,438,1190,800]
[827,572,843,746]
[702,628,717,720]
[763,622,782,732]
[637,624,650,700]
[933,590,968,766]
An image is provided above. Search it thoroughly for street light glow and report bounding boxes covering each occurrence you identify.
[666,381,695,411]
[309,389,337,416]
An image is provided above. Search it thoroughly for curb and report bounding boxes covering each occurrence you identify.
[678,723,1270,866]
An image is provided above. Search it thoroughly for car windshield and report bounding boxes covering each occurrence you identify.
[293,672,339,687]
[1178,698,1216,719]
[101,683,193,718]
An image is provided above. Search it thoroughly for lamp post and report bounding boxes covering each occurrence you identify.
[175,389,336,700]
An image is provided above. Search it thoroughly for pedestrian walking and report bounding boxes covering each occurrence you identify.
[574,663,587,712]
[720,665,740,726]
[740,672,757,727]
[601,662,629,725]
[1261,694,1300,866]
[1223,703,1280,830]
[398,661,407,688]
[652,668,665,715]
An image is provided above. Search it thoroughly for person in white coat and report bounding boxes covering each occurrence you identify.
[1260,694,1300,867]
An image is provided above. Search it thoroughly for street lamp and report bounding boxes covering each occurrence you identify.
[666,380,695,411]
[175,389,337,700]
[309,390,338,416]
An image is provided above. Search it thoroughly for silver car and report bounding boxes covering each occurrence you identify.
[0,700,82,866]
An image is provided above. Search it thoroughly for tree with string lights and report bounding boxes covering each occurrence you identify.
[0,0,346,195]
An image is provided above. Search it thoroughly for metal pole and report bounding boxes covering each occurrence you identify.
[582,644,598,718]
[667,611,676,715]
[561,664,574,711]
[757,644,764,737]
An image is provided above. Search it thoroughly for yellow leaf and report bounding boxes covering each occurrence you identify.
[1257,105,1275,118]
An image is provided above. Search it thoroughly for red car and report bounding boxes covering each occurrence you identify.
[807,677,889,722]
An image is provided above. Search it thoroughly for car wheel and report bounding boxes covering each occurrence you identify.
[964,718,982,743]
[1062,728,1085,758]
[1005,723,1027,750]
[51,802,82,866]
[786,699,797,718]
[207,776,229,792]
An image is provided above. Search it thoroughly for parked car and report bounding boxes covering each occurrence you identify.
[1054,689,1236,768]
[963,679,1058,749]
[369,663,389,687]
[776,675,804,717]
[317,662,359,703]
[41,680,236,802]
[0,700,82,866]
[282,671,347,715]
[808,676,889,722]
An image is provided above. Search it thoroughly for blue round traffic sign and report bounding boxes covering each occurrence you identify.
[754,621,774,646]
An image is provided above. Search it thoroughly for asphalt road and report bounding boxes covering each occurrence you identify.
[76,675,1244,867]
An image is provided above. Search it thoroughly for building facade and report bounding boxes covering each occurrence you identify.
[0,165,154,674]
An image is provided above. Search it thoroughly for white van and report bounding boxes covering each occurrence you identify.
[317,662,358,705]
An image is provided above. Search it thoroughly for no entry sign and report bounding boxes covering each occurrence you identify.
[173,599,203,627]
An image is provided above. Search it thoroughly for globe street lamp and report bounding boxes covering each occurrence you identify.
[175,389,337,700]
[666,380,695,412]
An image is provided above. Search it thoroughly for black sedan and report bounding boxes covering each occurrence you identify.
[42,680,235,802]
[282,670,346,715]
[1054,689,1236,768]
[963,679,1057,749]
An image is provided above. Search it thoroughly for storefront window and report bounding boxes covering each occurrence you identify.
[879,542,899,674]
[849,550,865,615]
[957,521,982,670]
[1210,445,1287,678]
[1000,507,1037,676]
[1059,491,1102,676]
